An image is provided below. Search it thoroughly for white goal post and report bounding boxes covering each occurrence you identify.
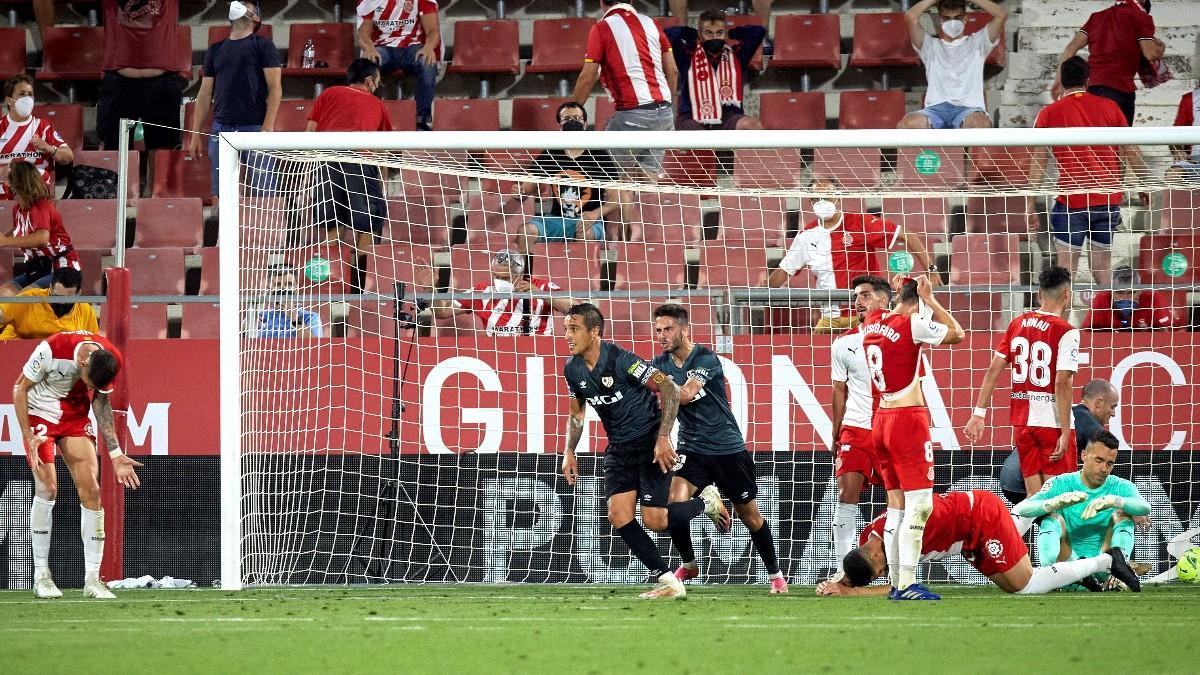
[217,126,1200,591]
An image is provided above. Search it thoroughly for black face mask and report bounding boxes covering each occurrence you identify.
[560,119,586,132]
[702,39,726,55]
[50,300,73,318]
[1142,0,1150,12]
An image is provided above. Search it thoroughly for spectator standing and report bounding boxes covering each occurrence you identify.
[0,74,73,200]
[186,1,282,200]
[250,264,323,338]
[356,0,441,131]
[97,0,186,150]
[1168,86,1200,181]
[0,268,98,340]
[1054,0,1163,126]
[1083,266,1184,330]
[573,1,678,177]
[0,162,79,296]
[665,10,764,131]
[1029,57,1148,287]
[898,0,1006,130]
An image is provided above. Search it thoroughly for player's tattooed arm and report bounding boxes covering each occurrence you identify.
[92,393,122,455]
[652,371,679,437]
[563,398,584,486]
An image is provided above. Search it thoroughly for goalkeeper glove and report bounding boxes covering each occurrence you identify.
[1081,495,1124,520]
[1045,491,1088,512]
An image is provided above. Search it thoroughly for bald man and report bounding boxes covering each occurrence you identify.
[1074,379,1118,455]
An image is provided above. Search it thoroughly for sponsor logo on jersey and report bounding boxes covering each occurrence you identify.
[578,380,587,389]
[628,362,647,379]
[686,368,709,382]
[586,391,623,406]
[601,375,614,388]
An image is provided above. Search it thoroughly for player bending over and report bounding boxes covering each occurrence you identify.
[1013,430,1150,591]
[862,275,964,600]
[965,266,1079,535]
[651,303,786,595]
[816,489,1142,596]
[561,303,723,599]
[829,275,893,573]
[12,331,142,599]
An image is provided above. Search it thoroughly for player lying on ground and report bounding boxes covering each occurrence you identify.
[650,303,786,596]
[815,489,1142,596]
[829,275,893,572]
[1013,430,1150,591]
[12,331,142,599]
[561,303,725,599]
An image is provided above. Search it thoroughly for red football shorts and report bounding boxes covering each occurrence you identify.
[872,407,933,491]
[1014,426,1077,478]
[965,491,1027,578]
[835,426,881,486]
[24,415,95,467]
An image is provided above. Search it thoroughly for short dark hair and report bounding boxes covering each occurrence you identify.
[842,548,877,587]
[52,267,83,291]
[88,349,119,390]
[4,73,33,100]
[555,101,587,124]
[1038,266,1072,295]
[937,0,967,13]
[347,58,380,85]
[1060,56,1090,90]
[1089,429,1120,451]
[810,176,843,191]
[652,303,689,326]
[697,9,726,27]
[568,302,605,337]
[850,274,892,301]
[897,277,919,305]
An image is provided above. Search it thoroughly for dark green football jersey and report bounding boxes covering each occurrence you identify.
[564,342,662,445]
[653,345,744,455]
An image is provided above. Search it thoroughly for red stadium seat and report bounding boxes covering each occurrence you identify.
[385,195,449,248]
[511,97,572,131]
[758,92,826,130]
[699,241,771,288]
[964,12,1005,66]
[273,99,315,132]
[949,234,1020,286]
[527,18,594,73]
[362,243,429,295]
[208,24,273,45]
[463,192,533,249]
[72,150,140,200]
[880,197,949,252]
[613,241,688,291]
[897,146,965,189]
[593,97,615,130]
[39,26,105,81]
[734,149,803,189]
[398,164,464,202]
[151,150,211,200]
[199,247,218,295]
[631,192,702,244]
[447,20,520,75]
[535,241,601,291]
[182,100,212,136]
[134,198,205,249]
[719,195,788,247]
[663,150,718,188]
[58,199,118,250]
[1139,233,1200,285]
[435,99,500,131]
[282,23,354,77]
[127,303,169,339]
[812,147,880,189]
[0,27,26,76]
[724,14,764,71]
[965,196,1039,237]
[40,103,84,153]
[770,14,841,70]
[181,302,221,338]
[849,13,919,68]
[449,247,497,291]
[288,243,352,294]
[969,146,1035,187]
[124,247,186,295]
[383,99,416,131]
[605,295,715,343]
[943,291,1005,331]
[1161,189,1200,231]
[839,90,906,129]
[75,249,107,295]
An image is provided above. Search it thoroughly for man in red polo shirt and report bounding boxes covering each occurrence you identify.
[1053,0,1163,125]
[1030,57,1147,287]
[766,177,940,334]
[572,1,679,177]
[1168,87,1200,181]
[1083,266,1184,330]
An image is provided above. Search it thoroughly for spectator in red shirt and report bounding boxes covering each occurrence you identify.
[97,0,186,150]
[356,0,441,131]
[1083,266,1184,330]
[306,58,393,255]
[1167,87,1200,181]
[1053,0,1163,126]
[1029,57,1148,287]
[0,161,80,296]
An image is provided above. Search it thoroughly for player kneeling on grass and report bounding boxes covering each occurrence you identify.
[1013,430,1150,591]
[651,304,787,595]
[12,331,142,599]
[561,303,724,599]
[816,490,1141,597]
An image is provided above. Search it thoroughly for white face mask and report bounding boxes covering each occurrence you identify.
[941,19,965,39]
[12,96,33,118]
[491,278,514,292]
[812,199,838,222]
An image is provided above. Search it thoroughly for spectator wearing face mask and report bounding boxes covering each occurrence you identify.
[665,9,764,131]
[0,74,73,201]
[898,0,1006,130]
[1083,266,1184,331]
[767,177,939,334]
[356,0,441,131]
[0,267,98,340]
[250,264,323,338]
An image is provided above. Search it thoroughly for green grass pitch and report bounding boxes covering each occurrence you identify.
[3,584,1197,673]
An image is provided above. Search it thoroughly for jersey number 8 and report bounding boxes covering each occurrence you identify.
[865,344,886,391]
[1010,337,1052,387]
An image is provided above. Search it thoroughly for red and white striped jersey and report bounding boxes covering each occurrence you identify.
[862,308,948,402]
[0,115,66,200]
[584,3,673,110]
[12,198,79,270]
[357,0,440,51]
[453,277,562,336]
[994,310,1080,428]
[21,331,124,424]
[779,213,901,318]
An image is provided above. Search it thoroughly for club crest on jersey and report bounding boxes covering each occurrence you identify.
[985,538,1004,558]
[927,467,935,481]
[842,232,855,246]
[601,375,614,388]
[578,380,588,389]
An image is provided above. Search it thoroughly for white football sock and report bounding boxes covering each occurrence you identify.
[1017,555,1110,595]
[898,489,934,589]
[883,507,904,587]
[31,496,54,575]
[832,503,859,571]
[80,507,105,574]
[1011,512,1035,537]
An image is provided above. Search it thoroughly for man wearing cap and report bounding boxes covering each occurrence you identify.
[1083,265,1185,330]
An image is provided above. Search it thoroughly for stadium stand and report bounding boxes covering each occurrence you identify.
[535,241,602,292]
[758,92,826,130]
[527,17,593,74]
[848,13,919,69]
[769,14,841,71]
[124,247,187,295]
[151,150,211,200]
[434,98,500,131]
[39,26,104,83]
[446,20,520,76]
[0,26,24,75]
[72,149,140,200]
[134,198,206,250]
[281,22,354,79]
[612,241,688,291]
[40,103,84,152]
[58,199,118,250]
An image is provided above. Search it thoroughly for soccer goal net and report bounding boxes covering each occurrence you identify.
[218,127,1200,590]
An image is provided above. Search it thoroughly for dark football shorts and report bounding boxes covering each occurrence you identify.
[674,449,759,505]
[604,432,672,507]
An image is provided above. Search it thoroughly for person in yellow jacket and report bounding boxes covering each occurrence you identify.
[0,267,98,340]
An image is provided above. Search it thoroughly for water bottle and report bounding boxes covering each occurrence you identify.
[302,39,315,69]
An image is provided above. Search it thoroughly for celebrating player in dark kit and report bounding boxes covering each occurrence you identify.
[651,303,787,595]
[561,303,724,599]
